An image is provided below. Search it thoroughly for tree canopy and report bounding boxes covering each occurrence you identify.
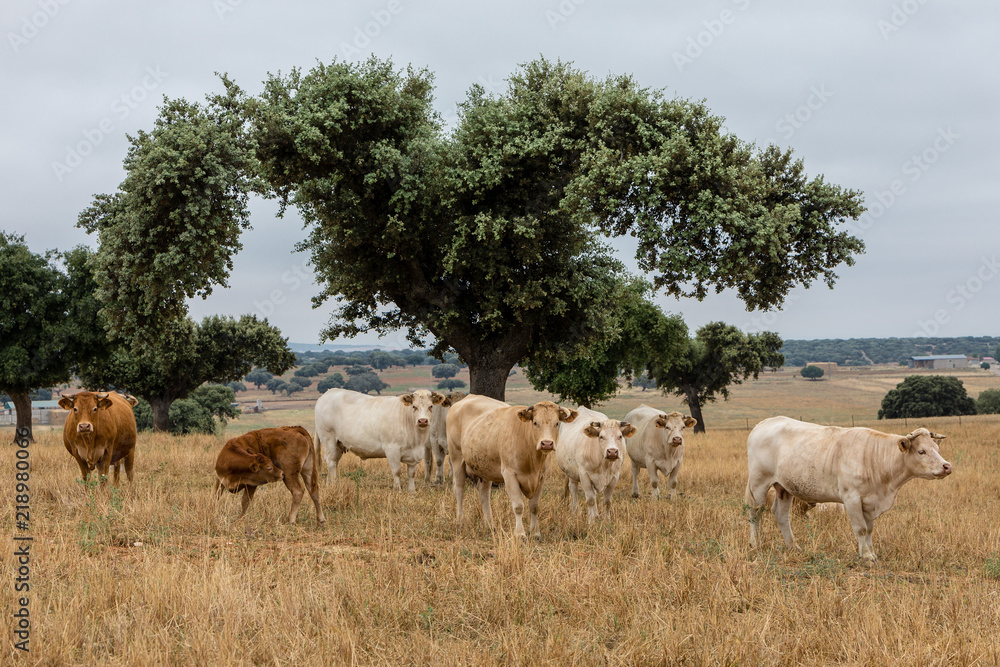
[652,323,784,433]
[218,56,863,399]
[877,375,977,419]
[800,365,825,380]
[977,388,1000,415]
[78,315,295,431]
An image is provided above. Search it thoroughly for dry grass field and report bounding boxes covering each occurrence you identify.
[5,367,1000,665]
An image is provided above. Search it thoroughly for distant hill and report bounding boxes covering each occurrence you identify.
[287,342,398,353]
[780,337,1000,367]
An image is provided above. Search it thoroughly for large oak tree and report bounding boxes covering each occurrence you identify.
[223,57,862,399]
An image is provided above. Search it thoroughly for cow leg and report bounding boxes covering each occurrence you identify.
[322,437,345,481]
[745,480,771,548]
[580,476,599,524]
[451,450,467,522]
[844,496,876,564]
[424,444,434,483]
[567,478,580,513]
[123,448,136,483]
[75,457,90,482]
[434,446,446,485]
[477,479,494,532]
[646,458,660,499]
[604,473,620,515]
[667,460,683,500]
[282,467,306,524]
[97,451,113,487]
[630,463,641,498]
[405,461,417,493]
[527,483,543,539]
[385,448,404,491]
[239,486,257,518]
[302,455,326,524]
[771,485,797,549]
[500,468,528,538]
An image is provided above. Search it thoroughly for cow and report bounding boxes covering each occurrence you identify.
[214,425,325,524]
[622,405,697,499]
[314,388,445,491]
[555,406,636,523]
[59,391,139,486]
[424,391,467,485]
[448,397,577,538]
[745,416,952,564]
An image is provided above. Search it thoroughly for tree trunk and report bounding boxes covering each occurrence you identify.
[10,390,33,443]
[683,387,706,434]
[149,396,173,432]
[465,345,526,402]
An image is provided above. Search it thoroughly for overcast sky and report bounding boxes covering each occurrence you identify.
[3,1,997,348]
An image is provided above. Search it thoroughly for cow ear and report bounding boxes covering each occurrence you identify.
[655,416,667,429]
[517,407,534,422]
[442,396,454,408]
[898,438,910,452]
[620,422,637,438]
[559,408,578,423]
[583,422,602,438]
[430,392,445,405]
[400,394,414,406]
[97,397,114,409]
[249,461,260,472]
[125,394,139,407]
[684,416,697,428]
[58,396,75,410]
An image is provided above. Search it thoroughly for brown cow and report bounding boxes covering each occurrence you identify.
[59,391,139,486]
[214,426,325,524]
[449,397,577,538]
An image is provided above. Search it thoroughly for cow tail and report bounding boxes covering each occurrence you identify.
[313,433,324,474]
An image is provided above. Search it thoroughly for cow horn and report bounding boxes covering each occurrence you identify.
[931,432,947,440]
[95,391,109,399]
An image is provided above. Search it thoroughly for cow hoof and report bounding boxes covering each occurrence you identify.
[631,492,639,499]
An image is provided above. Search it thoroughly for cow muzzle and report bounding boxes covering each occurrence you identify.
[77,423,93,433]
[605,449,619,460]
[417,419,429,427]
[539,440,555,451]
[670,437,683,446]
[936,462,953,478]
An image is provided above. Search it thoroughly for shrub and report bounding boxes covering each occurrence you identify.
[169,399,216,435]
[800,365,825,380]
[289,376,312,389]
[317,373,345,393]
[977,388,1000,415]
[432,363,459,379]
[878,375,976,419]
[437,378,467,391]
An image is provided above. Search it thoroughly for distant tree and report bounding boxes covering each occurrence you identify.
[437,378,467,391]
[877,376,977,419]
[317,373,345,393]
[653,323,784,433]
[403,352,426,367]
[266,378,287,394]
[283,382,304,397]
[244,368,273,389]
[168,398,216,435]
[294,365,319,378]
[191,384,240,426]
[344,371,389,395]
[0,238,107,441]
[981,361,991,370]
[634,373,656,392]
[31,388,53,401]
[977,389,1000,415]
[345,364,372,377]
[311,359,332,373]
[227,381,247,393]
[289,376,312,389]
[369,350,395,371]
[133,398,154,431]
[432,364,459,379]
[77,315,295,431]
[800,365,825,380]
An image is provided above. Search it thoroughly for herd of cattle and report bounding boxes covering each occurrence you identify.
[57,387,953,564]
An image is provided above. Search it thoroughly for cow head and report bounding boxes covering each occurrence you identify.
[654,411,696,447]
[583,419,636,460]
[217,449,284,494]
[442,391,467,408]
[401,389,445,428]
[898,428,952,479]
[517,401,578,451]
[59,391,115,469]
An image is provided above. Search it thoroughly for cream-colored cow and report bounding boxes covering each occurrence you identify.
[623,405,696,499]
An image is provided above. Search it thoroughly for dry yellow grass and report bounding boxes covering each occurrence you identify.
[5,408,1000,665]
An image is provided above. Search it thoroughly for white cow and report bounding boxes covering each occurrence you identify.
[623,405,697,499]
[424,392,466,485]
[314,388,445,491]
[745,416,952,564]
[556,406,636,523]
